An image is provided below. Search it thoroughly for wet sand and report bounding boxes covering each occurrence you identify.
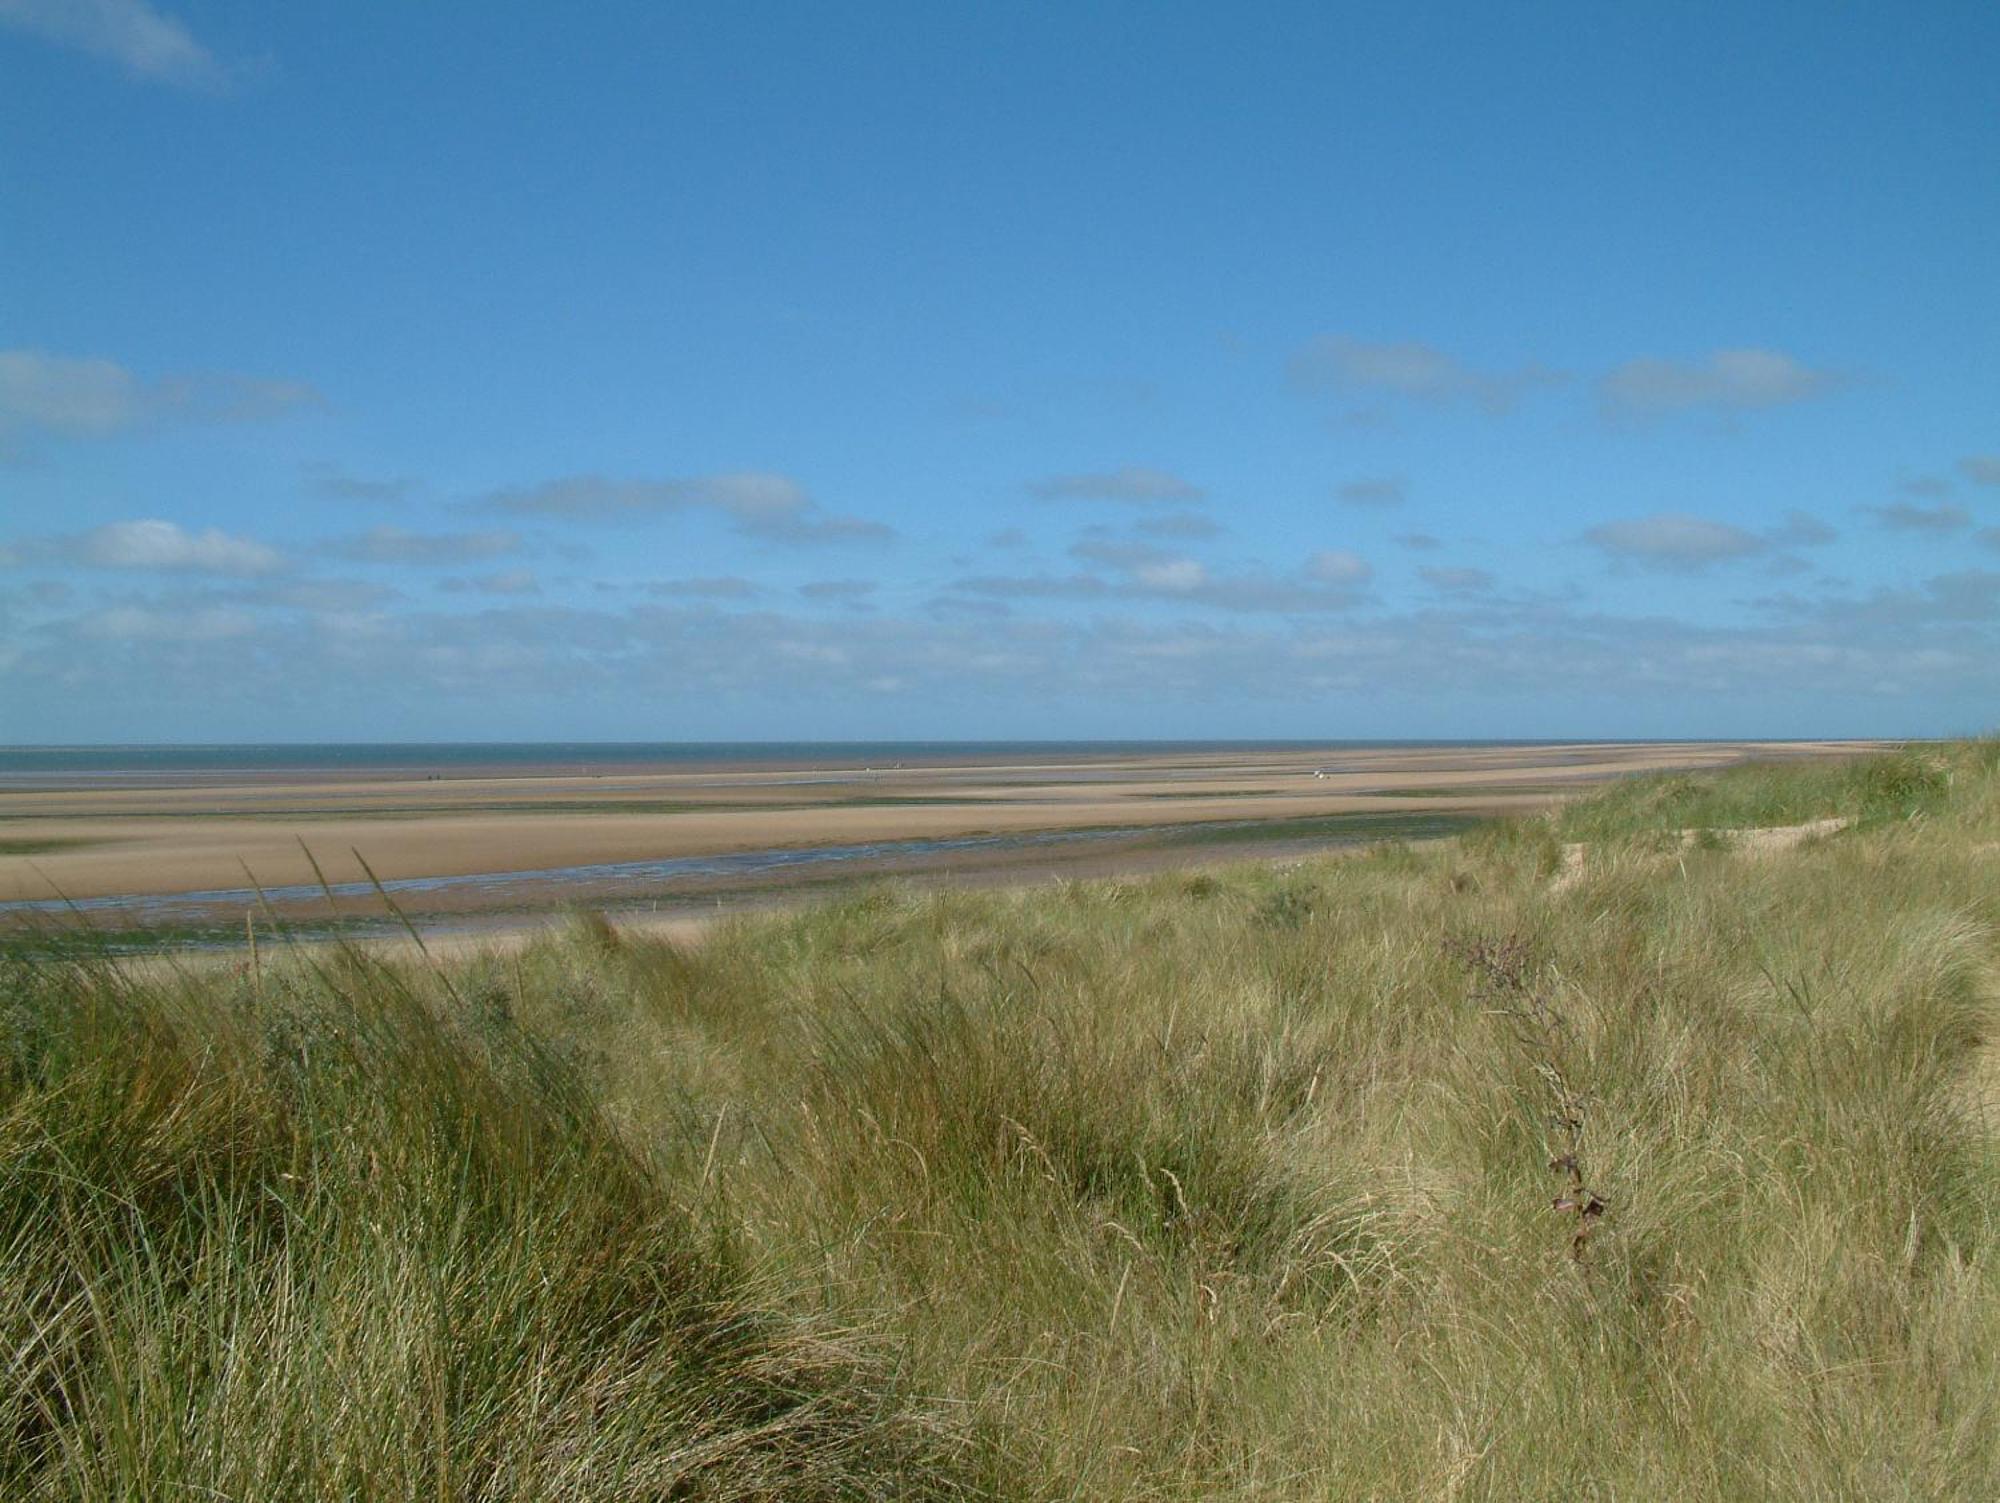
[0,740,1876,926]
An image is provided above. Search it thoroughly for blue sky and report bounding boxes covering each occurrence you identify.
[3,0,1997,742]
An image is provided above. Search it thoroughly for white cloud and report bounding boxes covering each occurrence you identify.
[481,472,787,521]
[1758,570,2000,627]
[799,579,878,603]
[1863,501,1970,534]
[440,570,541,597]
[328,526,522,566]
[176,375,320,422]
[304,462,414,503]
[1337,477,1405,507]
[76,605,257,641]
[951,573,1114,603]
[957,547,1371,615]
[1585,513,1766,570]
[96,580,399,615]
[83,520,284,575]
[0,519,287,576]
[1135,511,1222,540]
[476,471,892,544]
[644,575,760,599]
[0,349,320,445]
[19,586,1994,729]
[243,580,398,612]
[0,350,143,436]
[1599,348,1834,417]
[1769,510,1837,547]
[762,513,897,545]
[1134,558,1207,592]
[0,0,221,87]
[1306,550,1371,586]
[1026,466,1205,504]
[1289,336,1562,414]
[1419,566,1495,595]
[644,576,759,599]
[1068,538,1168,571]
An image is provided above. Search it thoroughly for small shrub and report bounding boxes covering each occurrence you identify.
[1462,814,1564,878]
[1254,884,1316,929]
[1850,750,1948,822]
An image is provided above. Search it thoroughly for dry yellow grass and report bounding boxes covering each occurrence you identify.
[4,740,1994,1498]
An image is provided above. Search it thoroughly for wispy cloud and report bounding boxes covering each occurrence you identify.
[1,519,286,576]
[439,570,541,597]
[1288,336,1562,415]
[1336,477,1406,507]
[955,547,1371,615]
[1769,510,1838,547]
[1585,513,1767,570]
[0,0,223,88]
[1026,466,1205,504]
[73,604,257,641]
[304,462,414,504]
[1960,455,2000,487]
[239,580,398,612]
[1758,569,2000,627]
[1067,538,1167,571]
[799,579,878,604]
[1598,348,1834,417]
[95,580,401,614]
[1419,566,1495,595]
[643,576,760,599]
[15,581,2000,726]
[327,526,523,566]
[1305,550,1370,586]
[1863,501,1970,534]
[1135,511,1222,539]
[0,349,321,448]
[1584,509,1832,570]
[474,471,893,544]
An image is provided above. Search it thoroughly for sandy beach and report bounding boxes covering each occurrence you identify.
[1,740,1877,927]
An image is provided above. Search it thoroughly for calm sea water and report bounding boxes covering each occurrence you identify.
[0,739,1559,779]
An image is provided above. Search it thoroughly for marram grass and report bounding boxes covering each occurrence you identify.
[4,741,1999,1499]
